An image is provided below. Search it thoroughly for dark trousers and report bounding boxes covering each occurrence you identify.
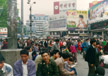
[72,53,77,62]
[88,63,96,76]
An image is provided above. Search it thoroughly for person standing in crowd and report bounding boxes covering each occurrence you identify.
[44,39,48,48]
[77,40,82,54]
[17,39,22,49]
[59,39,63,51]
[35,54,42,71]
[81,39,89,58]
[24,46,33,60]
[85,39,97,76]
[63,39,67,47]
[50,50,60,60]
[103,42,108,55]
[13,49,36,76]
[0,53,13,76]
[32,43,38,52]
[73,39,78,46]
[66,39,71,52]
[55,52,75,76]
[51,39,60,51]
[102,39,107,47]
[2,39,8,49]
[32,51,37,61]
[70,43,77,64]
[36,51,59,76]
[27,39,31,47]
[95,42,103,68]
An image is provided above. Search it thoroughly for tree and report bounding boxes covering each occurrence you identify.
[0,0,7,27]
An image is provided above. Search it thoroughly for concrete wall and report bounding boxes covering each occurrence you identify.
[0,49,21,66]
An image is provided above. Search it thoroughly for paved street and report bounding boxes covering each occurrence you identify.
[75,54,108,76]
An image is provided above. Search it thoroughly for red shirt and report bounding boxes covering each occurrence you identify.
[59,41,63,47]
[77,42,81,50]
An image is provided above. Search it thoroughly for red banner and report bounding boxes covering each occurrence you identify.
[54,2,59,14]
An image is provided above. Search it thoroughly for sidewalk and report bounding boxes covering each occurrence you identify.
[75,54,108,76]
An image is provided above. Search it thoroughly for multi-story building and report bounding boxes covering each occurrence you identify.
[68,28,89,39]
[66,10,89,39]
[48,15,67,38]
[26,14,49,38]
[88,0,108,40]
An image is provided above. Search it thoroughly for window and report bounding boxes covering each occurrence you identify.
[84,31,88,33]
[80,31,83,33]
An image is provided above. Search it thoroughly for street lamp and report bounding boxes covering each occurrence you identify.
[27,1,36,38]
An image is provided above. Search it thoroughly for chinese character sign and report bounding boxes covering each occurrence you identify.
[54,0,76,14]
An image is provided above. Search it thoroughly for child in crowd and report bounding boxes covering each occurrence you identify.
[32,51,37,61]
[64,58,77,76]
[63,46,69,52]
[70,43,77,64]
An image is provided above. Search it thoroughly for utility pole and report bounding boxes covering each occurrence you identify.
[29,6,32,38]
[21,0,24,41]
[27,1,36,39]
[7,0,17,49]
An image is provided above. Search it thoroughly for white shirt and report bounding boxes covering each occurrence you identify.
[22,62,28,76]
[1,63,13,76]
[29,52,32,60]
[63,42,66,46]
[101,55,108,64]
[92,45,95,48]
[79,20,85,28]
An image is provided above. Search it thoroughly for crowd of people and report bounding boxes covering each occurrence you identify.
[0,37,108,76]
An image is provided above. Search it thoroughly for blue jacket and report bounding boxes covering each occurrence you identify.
[13,59,36,76]
[82,41,89,52]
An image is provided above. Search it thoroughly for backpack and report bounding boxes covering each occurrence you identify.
[96,66,105,75]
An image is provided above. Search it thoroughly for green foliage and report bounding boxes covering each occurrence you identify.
[0,0,7,27]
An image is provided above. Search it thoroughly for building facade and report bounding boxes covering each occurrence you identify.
[88,0,108,40]
[48,15,67,38]
[26,14,49,38]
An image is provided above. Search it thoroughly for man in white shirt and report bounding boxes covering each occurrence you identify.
[22,62,28,76]
[0,53,13,76]
[13,49,36,76]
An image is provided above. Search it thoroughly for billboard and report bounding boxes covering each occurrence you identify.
[89,1,102,8]
[88,0,108,24]
[54,0,76,14]
[67,10,88,30]
[0,27,7,37]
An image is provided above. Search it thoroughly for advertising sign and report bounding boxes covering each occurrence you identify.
[88,0,108,24]
[0,28,7,37]
[67,10,88,30]
[54,0,76,14]
[89,1,102,8]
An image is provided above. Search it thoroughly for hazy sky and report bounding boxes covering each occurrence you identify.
[17,0,100,24]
